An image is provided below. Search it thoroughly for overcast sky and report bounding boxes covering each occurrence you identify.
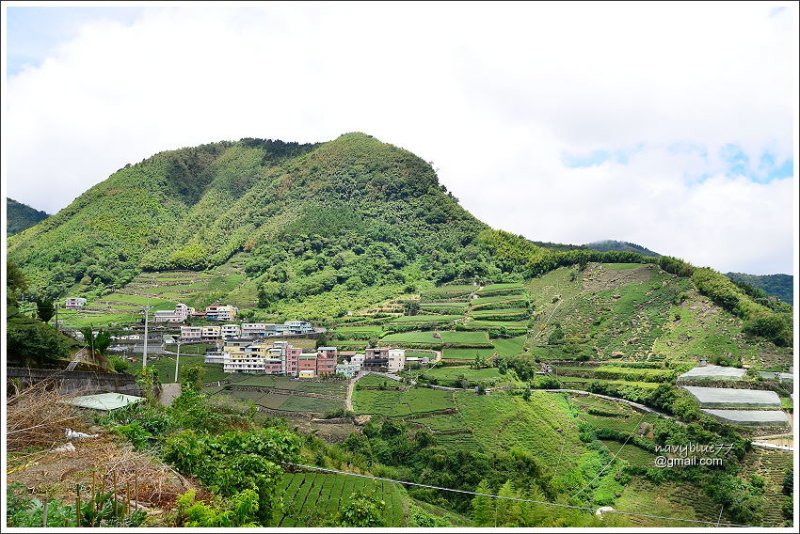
[3,2,797,274]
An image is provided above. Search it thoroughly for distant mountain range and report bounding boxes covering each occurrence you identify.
[726,272,793,305]
[6,198,49,236]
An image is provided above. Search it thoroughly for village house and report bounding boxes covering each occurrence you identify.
[201,326,221,340]
[221,324,241,340]
[180,326,203,341]
[335,360,362,378]
[65,297,87,310]
[364,347,406,373]
[205,304,238,321]
[153,303,193,323]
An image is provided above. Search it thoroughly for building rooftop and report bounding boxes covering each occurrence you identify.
[678,365,746,380]
[64,393,145,412]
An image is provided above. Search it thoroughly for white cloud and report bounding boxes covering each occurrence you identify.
[3,2,797,274]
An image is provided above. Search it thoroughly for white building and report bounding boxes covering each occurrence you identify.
[180,326,202,341]
[351,354,365,366]
[221,324,241,339]
[65,297,87,310]
[204,351,225,364]
[387,349,406,373]
[201,326,221,340]
[336,360,362,378]
[153,303,194,323]
[241,323,271,338]
[205,305,238,321]
[223,352,266,373]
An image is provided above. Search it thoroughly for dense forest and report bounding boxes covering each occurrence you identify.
[6,198,49,236]
[727,272,793,305]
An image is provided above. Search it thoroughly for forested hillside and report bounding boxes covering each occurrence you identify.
[584,240,660,257]
[6,198,49,236]
[7,133,792,350]
[727,272,793,305]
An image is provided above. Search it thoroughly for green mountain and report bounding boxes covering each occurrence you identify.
[727,272,793,305]
[6,198,49,236]
[584,239,660,257]
[8,133,792,351]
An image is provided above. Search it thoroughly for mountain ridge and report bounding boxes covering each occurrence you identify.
[6,198,49,236]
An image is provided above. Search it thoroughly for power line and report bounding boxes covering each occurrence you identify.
[283,462,748,527]
[571,409,650,500]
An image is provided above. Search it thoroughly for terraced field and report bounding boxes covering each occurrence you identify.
[219,389,344,414]
[352,387,455,416]
[277,473,407,526]
[740,448,793,527]
[382,330,492,347]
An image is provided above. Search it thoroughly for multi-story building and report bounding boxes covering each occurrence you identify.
[364,347,406,373]
[222,339,266,373]
[364,347,390,372]
[316,346,338,376]
[275,320,315,336]
[387,348,406,373]
[221,324,241,340]
[205,305,238,321]
[351,354,365,367]
[298,353,318,378]
[180,326,203,341]
[65,297,87,309]
[201,326,221,340]
[153,303,194,323]
[241,323,270,338]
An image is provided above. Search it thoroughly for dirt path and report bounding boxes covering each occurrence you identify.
[345,372,365,411]
[159,383,182,407]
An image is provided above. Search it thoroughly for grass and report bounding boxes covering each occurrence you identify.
[420,285,476,300]
[454,391,599,490]
[599,439,657,468]
[218,389,343,413]
[419,302,469,314]
[467,308,529,320]
[387,315,463,325]
[127,355,227,384]
[231,374,347,395]
[440,347,495,360]
[381,330,492,347]
[352,387,455,416]
[414,366,516,388]
[493,336,528,356]
[469,294,529,310]
[477,283,527,296]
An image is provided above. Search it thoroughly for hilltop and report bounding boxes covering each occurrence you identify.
[6,198,49,236]
[584,239,660,257]
[8,133,792,353]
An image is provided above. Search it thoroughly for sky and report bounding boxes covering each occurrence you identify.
[2,2,798,275]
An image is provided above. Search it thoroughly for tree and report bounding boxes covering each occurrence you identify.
[334,492,386,527]
[471,479,495,526]
[7,316,70,366]
[402,300,420,316]
[36,298,56,323]
[79,327,112,355]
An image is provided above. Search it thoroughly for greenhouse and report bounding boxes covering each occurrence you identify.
[702,409,788,427]
[683,386,780,408]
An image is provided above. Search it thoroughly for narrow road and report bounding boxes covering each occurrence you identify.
[345,372,365,411]
[159,382,182,407]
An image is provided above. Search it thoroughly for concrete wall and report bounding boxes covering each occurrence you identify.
[7,367,145,396]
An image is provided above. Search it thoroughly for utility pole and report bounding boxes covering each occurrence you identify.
[142,305,152,368]
[174,340,182,383]
[54,299,59,333]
